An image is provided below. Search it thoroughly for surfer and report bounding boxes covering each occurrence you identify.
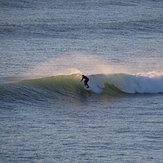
[80,75,89,88]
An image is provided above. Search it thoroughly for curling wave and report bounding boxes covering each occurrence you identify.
[0,72,163,103]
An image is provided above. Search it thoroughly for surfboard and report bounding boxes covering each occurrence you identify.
[85,86,91,91]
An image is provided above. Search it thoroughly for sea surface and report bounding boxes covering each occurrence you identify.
[0,0,163,162]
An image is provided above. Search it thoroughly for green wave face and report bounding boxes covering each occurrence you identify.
[1,72,163,104]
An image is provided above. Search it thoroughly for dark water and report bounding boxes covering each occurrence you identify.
[0,0,163,162]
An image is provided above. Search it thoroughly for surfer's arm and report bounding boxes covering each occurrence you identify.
[80,77,83,82]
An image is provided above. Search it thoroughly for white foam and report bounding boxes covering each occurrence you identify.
[88,71,163,94]
[88,75,105,94]
[114,72,163,93]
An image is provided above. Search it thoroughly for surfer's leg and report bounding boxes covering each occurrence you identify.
[84,80,89,88]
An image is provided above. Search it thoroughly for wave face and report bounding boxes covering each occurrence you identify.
[1,72,163,104]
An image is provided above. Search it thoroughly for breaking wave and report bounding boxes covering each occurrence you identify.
[0,72,163,104]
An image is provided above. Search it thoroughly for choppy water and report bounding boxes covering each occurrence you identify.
[0,0,163,162]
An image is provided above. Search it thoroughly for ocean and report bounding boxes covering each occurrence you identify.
[0,0,163,162]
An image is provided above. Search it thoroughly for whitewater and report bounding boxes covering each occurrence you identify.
[86,72,163,94]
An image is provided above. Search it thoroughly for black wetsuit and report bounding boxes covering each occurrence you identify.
[81,75,89,88]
